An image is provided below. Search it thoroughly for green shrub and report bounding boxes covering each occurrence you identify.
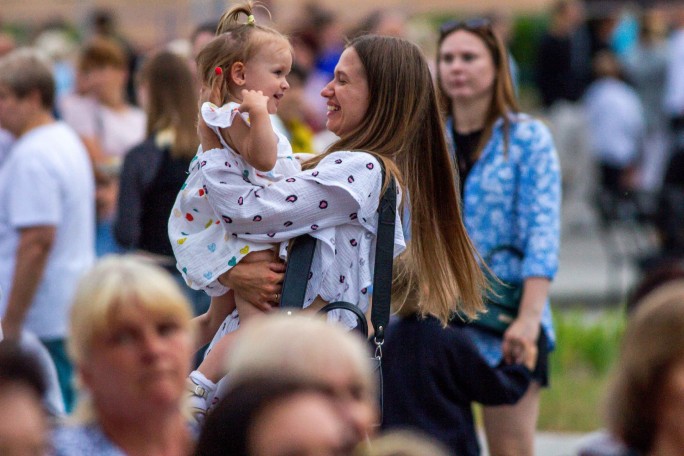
[539,309,626,431]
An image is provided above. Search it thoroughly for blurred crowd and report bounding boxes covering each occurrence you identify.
[1,0,684,454]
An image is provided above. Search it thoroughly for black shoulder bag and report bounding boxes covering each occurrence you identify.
[279,167,396,420]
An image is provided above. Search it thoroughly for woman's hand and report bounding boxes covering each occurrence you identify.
[218,250,285,312]
[501,277,549,366]
[502,316,540,367]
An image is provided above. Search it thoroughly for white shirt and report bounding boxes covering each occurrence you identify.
[0,127,14,168]
[59,93,146,159]
[0,122,95,339]
[584,78,645,167]
[200,150,405,327]
[664,28,684,117]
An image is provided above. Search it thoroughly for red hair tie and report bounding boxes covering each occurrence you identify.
[214,66,223,75]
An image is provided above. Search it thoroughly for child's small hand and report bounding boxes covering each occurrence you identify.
[239,89,270,116]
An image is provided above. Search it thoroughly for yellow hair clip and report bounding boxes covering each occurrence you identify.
[247,14,255,26]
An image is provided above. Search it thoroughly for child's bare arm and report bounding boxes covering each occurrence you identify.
[225,89,277,172]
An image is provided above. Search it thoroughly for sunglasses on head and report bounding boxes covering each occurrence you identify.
[439,17,492,36]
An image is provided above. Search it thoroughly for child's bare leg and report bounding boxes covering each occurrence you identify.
[195,330,240,383]
[192,291,237,351]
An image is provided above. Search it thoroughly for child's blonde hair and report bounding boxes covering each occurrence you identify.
[196,1,291,104]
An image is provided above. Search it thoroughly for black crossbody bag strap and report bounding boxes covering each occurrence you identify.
[279,166,396,343]
[370,173,396,344]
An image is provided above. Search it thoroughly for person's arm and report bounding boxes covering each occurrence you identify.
[502,277,548,365]
[503,120,561,364]
[199,150,381,243]
[227,89,278,172]
[113,144,148,248]
[1,226,56,340]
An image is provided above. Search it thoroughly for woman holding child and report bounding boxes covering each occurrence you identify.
[175,1,488,426]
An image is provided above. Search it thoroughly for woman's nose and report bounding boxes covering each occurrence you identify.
[320,81,333,98]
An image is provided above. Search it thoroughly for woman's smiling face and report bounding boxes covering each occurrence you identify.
[320,47,369,138]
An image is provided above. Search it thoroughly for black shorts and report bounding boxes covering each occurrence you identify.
[532,328,550,387]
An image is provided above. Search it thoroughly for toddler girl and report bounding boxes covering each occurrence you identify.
[168,2,299,421]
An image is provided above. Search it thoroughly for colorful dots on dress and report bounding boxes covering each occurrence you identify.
[319,201,328,209]
[286,195,297,203]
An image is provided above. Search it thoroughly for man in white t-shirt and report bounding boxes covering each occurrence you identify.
[0,49,95,412]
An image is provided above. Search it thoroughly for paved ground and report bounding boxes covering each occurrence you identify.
[478,431,588,456]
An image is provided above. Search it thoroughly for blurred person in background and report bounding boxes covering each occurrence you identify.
[577,278,684,456]
[604,281,684,456]
[59,37,146,256]
[583,50,645,216]
[535,0,592,230]
[113,50,209,316]
[299,4,346,133]
[33,22,79,101]
[437,18,561,456]
[196,377,356,456]
[53,256,195,455]
[188,21,219,85]
[275,65,315,153]
[0,48,95,413]
[88,8,141,106]
[663,5,684,157]
[0,341,52,456]
[223,315,379,444]
[623,7,670,194]
[350,10,408,39]
[0,30,15,166]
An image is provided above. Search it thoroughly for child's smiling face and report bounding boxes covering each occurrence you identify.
[241,37,293,114]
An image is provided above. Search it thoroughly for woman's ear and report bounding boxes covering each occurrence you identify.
[231,62,246,86]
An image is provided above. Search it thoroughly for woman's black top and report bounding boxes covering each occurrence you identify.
[453,127,483,196]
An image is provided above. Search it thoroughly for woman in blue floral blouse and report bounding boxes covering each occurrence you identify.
[436,18,562,456]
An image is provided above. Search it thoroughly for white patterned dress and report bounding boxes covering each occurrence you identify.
[169,102,300,295]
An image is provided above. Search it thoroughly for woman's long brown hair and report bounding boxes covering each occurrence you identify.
[137,51,198,160]
[305,35,485,323]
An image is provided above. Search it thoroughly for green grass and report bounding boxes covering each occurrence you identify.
[538,309,626,432]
